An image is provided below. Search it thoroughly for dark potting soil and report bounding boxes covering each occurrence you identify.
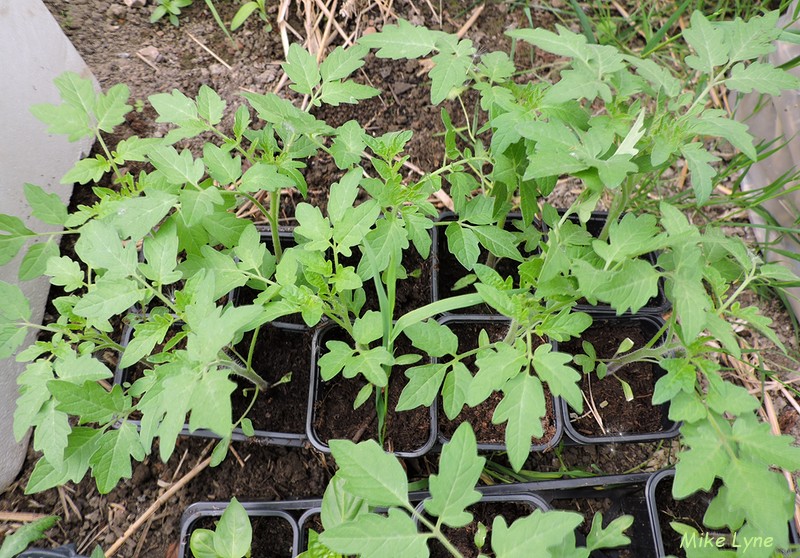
[655,476,723,557]
[550,496,640,558]
[313,331,433,453]
[560,324,665,437]
[186,514,295,558]
[436,321,557,446]
[428,500,537,558]
[233,325,313,435]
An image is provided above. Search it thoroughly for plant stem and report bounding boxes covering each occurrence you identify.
[411,507,466,558]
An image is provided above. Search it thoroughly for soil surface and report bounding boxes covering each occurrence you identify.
[3,1,800,557]
[655,475,720,557]
[559,321,668,438]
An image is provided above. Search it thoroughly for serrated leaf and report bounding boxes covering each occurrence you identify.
[690,111,756,160]
[239,161,296,193]
[53,351,113,384]
[103,190,177,241]
[358,19,444,58]
[652,358,696,405]
[425,422,484,526]
[196,85,226,125]
[320,80,380,106]
[442,361,470,420]
[333,200,380,257]
[148,145,204,185]
[330,120,366,169]
[491,509,584,557]
[733,415,800,471]
[468,343,527,406]
[201,211,249,248]
[321,509,427,558]
[493,374,546,471]
[445,222,480,270]
[189,369,235,437]
[75,220,138,275]
[674,419,731,498]
[140,218,182,285]
[120,315,173,369]
[24,183,68,225]
[32,399,71,468]
[48,381,127,424]
[203,143,242,185]
[26,428,100,493]
[684,11,729,74]
[328,439,408,507]
[429,42,474,104]
[352,311,384,345]
[725,61,800,95]
[149,89,200,126]
[180,187,224,227]
[61,156,111,185]
[722,458,794,535]
[73,277,144,324]
[95,82,131,132]
[586,513,632,551]
[19,240,59,281]
[533,344,582,412]
[321,474,369,530]
[404,320,458,358]
[472,225,522,261]
[321,44,370,82]
[397,363,447,412]
[284,43,321,96]
[328,168,362,222]
[89,422,145,493]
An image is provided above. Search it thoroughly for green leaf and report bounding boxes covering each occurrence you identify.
[295,203,332,250]
[491,509,584,557]
[203,143,242,185]
[201,212,249,248]
[397,364,447,411]
[89,422,145,494]
[347,347,392,387]
[472,225,522,261]
[507,26,588,60]
[425,422,484,527]
[230,2,258,30]
[733,415,800,471]
[103,190,177,241]
[32,399,71,468]
[0,515,59,558]
[442,361,470,420]
[671,244,709,341]
[61,156,111,185]
[404,320,458,358]
[180,187,224,227]
[684,11,729,74]
[445,222,480,270]
[30,102,92,141]
[725,61,800,95]
[321,44,370,82]
[119,315,173,369]
[468,343,527,406]
[48,381,127,424]
[723,458,794,536]
[55,71,96,118]
[652,358,696,405]
[532,344,582,412]
[358,19,444,59]
[24,183,68,225]
[189,370,235,437]
[19,240,59,281]
[352,311,384,345]
[690,111,756,160]
[586,513,632,551]
[239,161,296,193]
[283,43,321,96]
[493,374,546,471]
[333,200,380,257]
[328,168,362,223]
[321,474,369,530]
[233,223,267,272]
[674,418,731,498]
[328,439,408,507]
[0,281,30,357]
[321,509,427,558]
[214,498,252,558]
[140,218,182,285]
[320,80,380,106]
[95,83,131,132]
[149,89,200,126]
[592,213,664,264]
[726,11,780,62]
[196,85,226,125]
[75,220,138,276]
[429,41,474,104]
[148,145,205,185]
[115,136,160,162]
[26,428,101,493]
[330,121,366,168]
[190,529,218,558]
[54,351,113,384]
[73,277,144,324]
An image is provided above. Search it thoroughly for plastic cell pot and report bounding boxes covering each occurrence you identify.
[559,314,680,445]
[646,469,800,558]
[17,547,88,558]
[434,314,564,454]
[431,212,544,316]
[547,210,670,316]
[114,319,311,447]
[307,321,438,458]
[178,501,300,558]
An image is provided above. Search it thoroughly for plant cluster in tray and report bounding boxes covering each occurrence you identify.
[3,7,800,558]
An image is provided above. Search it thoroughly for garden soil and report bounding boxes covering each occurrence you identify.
[1,1,799,557]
